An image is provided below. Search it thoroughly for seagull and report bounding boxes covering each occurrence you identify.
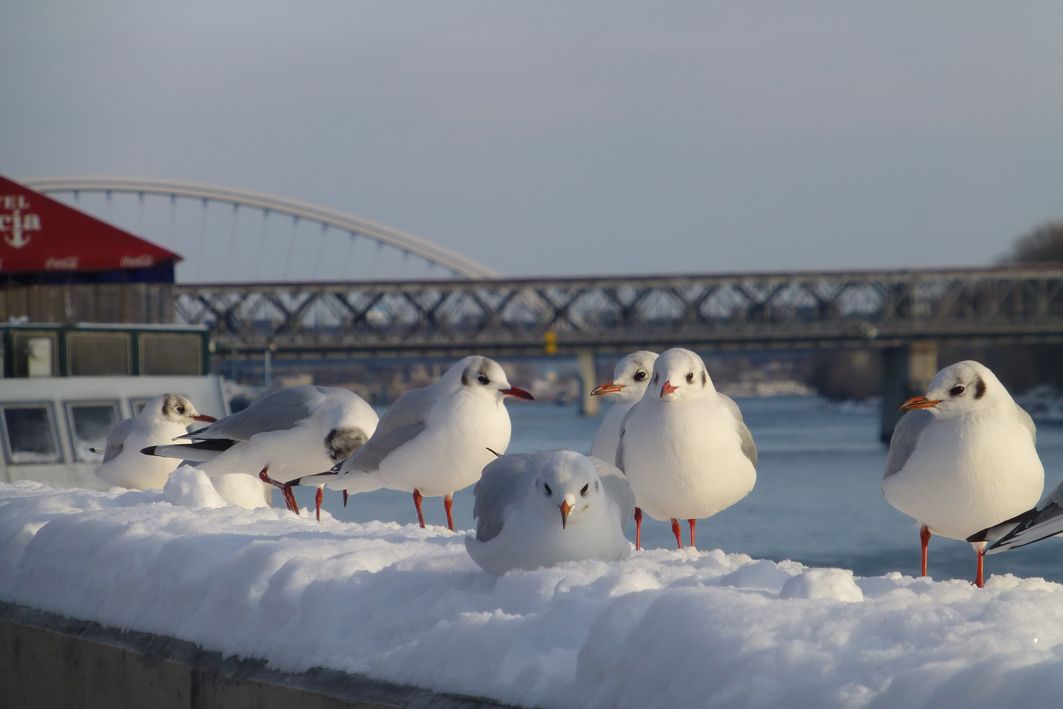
[970,479,1063,554]
[291,356,533,530]
[465,450,635,575]
[590,351,658,465]
[618,348,757,550]
[95,394,216,490]
[882,360,1044,587]
[143,385,378,519]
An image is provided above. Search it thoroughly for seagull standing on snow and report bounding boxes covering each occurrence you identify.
[293,356,533,530]
[143,385,378,519]
[465,450,634,575]
[590,351,658,465]
[882,360,1044,587]
[619,348,757,550]
[95,394,216,490]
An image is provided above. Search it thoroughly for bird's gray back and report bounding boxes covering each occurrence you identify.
[884,409,934,480]
[341,385,436,474]
[471,453,534,542]
[719,393,758,466]
[184,385,334,441]
[102,417,136,463]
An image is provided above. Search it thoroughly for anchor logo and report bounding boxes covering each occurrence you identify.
[0,195,42,250]
[3,210,31,249]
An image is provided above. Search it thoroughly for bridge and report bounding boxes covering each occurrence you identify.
[27,177,1063,439]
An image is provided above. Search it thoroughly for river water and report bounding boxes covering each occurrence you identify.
[309,396,1063,584]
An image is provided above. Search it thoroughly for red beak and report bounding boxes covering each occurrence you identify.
[502,386,534,401]
[660,380,678,398]
[192,414,217,422]
[590,382,624,396]
[560,499,573,529]
[900,395,941,412]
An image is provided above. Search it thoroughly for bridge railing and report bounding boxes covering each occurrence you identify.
[174,266,1063,357]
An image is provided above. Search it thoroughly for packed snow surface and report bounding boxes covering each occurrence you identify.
[4,473,1063,709]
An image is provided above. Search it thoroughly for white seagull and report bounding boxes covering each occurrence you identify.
[465,449,635,575]
[293,356,533,530]
[618,348,758,550]
[143,385,378,519]
[590,350,658,465]
[882,360,1044,587]
[95,394,216,490]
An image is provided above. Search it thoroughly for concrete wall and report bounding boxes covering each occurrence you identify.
[0,601,504,709]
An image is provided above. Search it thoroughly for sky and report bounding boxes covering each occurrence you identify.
[2,2,1062,279]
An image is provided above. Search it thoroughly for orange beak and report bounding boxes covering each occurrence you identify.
[900,395,942,411]
[590,382,624,396]
[560,499,573,529]
[501,387,534,401]
[192,414,217,422]
[660,380,678,398]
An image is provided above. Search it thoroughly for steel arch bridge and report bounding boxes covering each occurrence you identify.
[25,176,498,281]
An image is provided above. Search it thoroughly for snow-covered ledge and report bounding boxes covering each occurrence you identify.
[3,473,1063,709]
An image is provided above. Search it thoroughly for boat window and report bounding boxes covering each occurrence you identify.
[140,333,203,375]
[1,404,62,465]
[67,332,132,376]
[65,401,120,463]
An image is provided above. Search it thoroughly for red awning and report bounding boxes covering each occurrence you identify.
[0,175,181,274]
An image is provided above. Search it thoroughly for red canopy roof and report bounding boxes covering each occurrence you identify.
[0,175,181,274]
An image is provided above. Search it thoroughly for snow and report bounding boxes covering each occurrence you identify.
[4,480,1063,709]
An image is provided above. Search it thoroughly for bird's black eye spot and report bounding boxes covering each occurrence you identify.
[477,374,490,385]
[633,371,647,382]
[949,385,965,397]
[544,483,552,496]
[177,406,185,414]
[580,484,589,497]
[686,372,695,383]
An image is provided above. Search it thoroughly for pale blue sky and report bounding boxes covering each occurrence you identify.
[2,2,1062,278]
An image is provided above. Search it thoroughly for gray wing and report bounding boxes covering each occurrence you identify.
[977,480,1063,553]
[471,453,535,542]
[182,385,334,441]
[614,406,638,471]
[719,394,757,466]
[883,409,933,480]
[1015,403,1036,446]
[101,417,136,463]
[588,455,636,523]
[340,385,435,474]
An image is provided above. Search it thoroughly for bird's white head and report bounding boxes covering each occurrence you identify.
[530,450,603,529]
[445,355,534,402]
[590,350,658,401]
[649,348,715,402]
[901,360,1008,419]
[157,394,216,426]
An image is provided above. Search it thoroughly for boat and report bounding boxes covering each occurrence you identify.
[0,322,228,490]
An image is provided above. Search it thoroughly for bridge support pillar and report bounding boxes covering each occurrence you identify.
[880,342,938,443]
[577,349,600,417]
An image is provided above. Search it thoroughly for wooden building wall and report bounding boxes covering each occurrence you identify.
[0,283,174,324]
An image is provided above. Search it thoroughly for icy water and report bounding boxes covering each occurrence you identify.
[294,396,1063,584]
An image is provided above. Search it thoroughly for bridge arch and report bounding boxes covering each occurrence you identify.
[24,176,498,280]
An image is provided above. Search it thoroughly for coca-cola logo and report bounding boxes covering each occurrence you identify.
[0,194,42,249]
[44,256,79,270]
[119,255,155,268]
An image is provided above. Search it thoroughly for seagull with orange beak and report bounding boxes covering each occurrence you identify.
[465,450,634,575]
[291,356,533,530]
[617,348,757,550]
[882,360,1044,587]
[590,351,658,465]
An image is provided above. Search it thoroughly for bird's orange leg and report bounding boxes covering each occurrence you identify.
[670,518,683,549]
